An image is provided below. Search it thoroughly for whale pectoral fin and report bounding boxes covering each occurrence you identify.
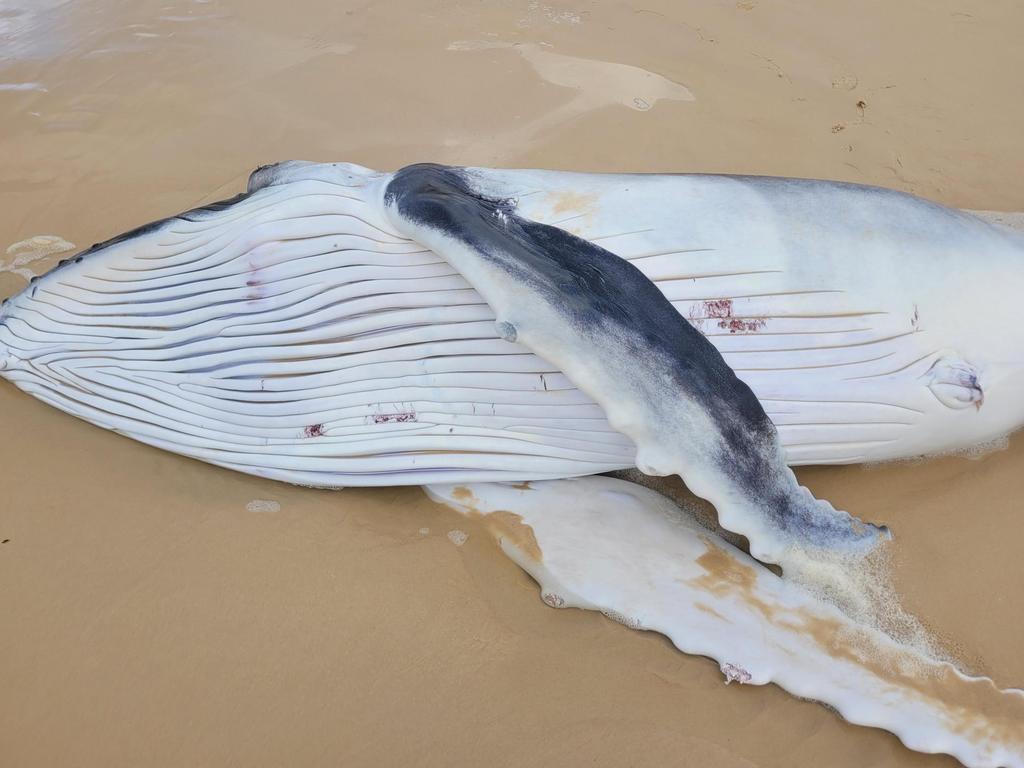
[384,163,886,567]
[924,356,984,409]
[425,477,1024,768]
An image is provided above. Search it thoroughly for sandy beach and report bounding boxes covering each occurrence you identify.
[1,1,1022,765]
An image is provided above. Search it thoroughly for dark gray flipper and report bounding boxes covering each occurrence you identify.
[383,163,888,564]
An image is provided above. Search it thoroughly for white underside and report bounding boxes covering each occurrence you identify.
[1,161,1022,486]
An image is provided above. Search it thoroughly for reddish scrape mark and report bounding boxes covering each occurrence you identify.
[245,277,265,300]
[704,299,733,319]
[719,316,767,333]
[693,299,767,334]
[373,411,417,424]
[304,423,325,437]
[246,262,265,299]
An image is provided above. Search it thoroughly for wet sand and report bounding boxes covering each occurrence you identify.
[1,1,1022,765]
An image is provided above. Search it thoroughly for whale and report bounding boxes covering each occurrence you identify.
[1,161,1022,490]
[2,161,1023,765]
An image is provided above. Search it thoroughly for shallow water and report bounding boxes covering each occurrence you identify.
[1,1,1023,766]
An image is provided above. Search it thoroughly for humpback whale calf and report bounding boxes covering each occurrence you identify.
[2,161,1022,488]
[2,161,1023,765]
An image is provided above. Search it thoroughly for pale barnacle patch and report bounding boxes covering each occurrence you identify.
[602,608,642,629]
[542,593,565,608]
[720,662,752,685]
[447,529,469,546]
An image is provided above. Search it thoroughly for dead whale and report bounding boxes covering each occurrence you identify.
[2,161,1023,766]
[2,161,1022,490]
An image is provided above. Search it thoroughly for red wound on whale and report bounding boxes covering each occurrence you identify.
[694,299,767,333]
[719,316,767,333]
[373,411,417,424]
[304,423,325,437]
[704,299,733,318]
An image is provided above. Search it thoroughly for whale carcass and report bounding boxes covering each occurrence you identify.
[1,161,1022,488]
[2,162,1024,766]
